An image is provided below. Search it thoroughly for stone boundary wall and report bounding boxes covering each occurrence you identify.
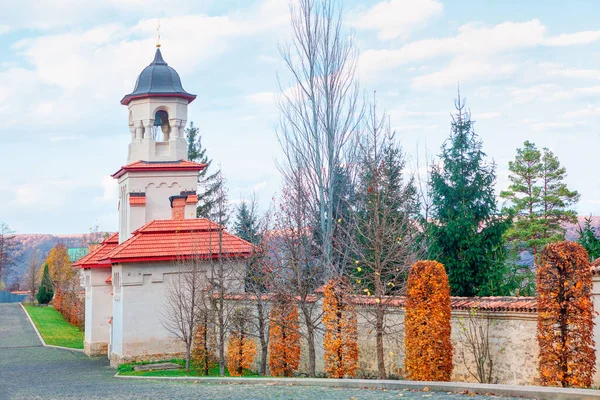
[228,297,540,385]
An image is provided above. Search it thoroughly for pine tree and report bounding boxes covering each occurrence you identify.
[577,216,600,262]
[185,121,224,220]
[501,141,579,261]
[428,95,510,296]
[37,263,54,305]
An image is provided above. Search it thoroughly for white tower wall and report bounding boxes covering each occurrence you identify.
[127,97,189,163]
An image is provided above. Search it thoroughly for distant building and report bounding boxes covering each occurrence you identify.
[73,44,251,365]
[67,247,88,263]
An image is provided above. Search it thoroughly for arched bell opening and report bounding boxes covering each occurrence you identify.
[152,110,171,141]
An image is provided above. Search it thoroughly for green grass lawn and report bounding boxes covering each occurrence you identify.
[118,359,260,377]
[23,304,84,349]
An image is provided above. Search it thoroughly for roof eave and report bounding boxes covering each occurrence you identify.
[103,252,251,264]
[112,165,206,179]
[120,92,197,106]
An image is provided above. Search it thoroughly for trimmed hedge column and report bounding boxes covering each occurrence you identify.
[405,260,453,381]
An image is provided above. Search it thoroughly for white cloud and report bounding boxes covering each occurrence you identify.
[393,110,446,118]
[101,176,118,202]
[545,30,600,46]
[510,84,600,103]
[0,25,10,35]
[0,0,289,130]
[352,0,443,40]
[246,91,276,105]
[475,112,501,120]
[359,19,600,81]
[411,57,516,90]
[359,19,547,77]
[530,121,585,132]
[49,135,79,142]
[563,105,600,119]
[544,65,600,80]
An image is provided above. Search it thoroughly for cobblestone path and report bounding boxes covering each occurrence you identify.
[0,303,520,400]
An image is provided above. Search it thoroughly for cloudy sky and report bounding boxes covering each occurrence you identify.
[0,0,599,234]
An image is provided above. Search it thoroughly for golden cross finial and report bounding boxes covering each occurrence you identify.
[156,20,161,48]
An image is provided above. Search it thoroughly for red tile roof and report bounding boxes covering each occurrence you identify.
[112,160,206,179]
[100,218,252,264]
[72,233,119,269]
[348,295,537,313]
[223,293,537,313]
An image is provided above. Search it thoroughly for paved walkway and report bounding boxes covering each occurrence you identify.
[0,303,516,399]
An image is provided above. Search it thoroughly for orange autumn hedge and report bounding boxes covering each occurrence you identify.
[537,241,595,388]
[192,315,216,375]
[405,260,452,381]
[227,332,256,376]
[268,295,301,377]
[322,278,358,378]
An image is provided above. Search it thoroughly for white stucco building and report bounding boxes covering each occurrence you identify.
[73,45,251,365]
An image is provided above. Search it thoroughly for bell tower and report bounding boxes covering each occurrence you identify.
[114,45,204,243]
[121,46,196,163]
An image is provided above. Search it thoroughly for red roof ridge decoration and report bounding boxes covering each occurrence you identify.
[99,218,252,264]
[112,159,206,179]
[72,232,119,269]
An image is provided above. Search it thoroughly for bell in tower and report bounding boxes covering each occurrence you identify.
[121,46,196,163]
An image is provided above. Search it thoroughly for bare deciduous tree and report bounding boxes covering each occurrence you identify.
[0,221,18,287]
[269,172,324,377]
[202,171,241,376]
[277,0,362,275]
[161,253,207,372]
[342,100,422,379]
[457,307,496,384]
[240,196,272,376]
[24,250,41,303]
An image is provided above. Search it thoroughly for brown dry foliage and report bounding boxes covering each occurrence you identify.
[227,332,256,377]
[268,295,301,377]
[537,241,595,388]
[322,278,358,378]
[405,260,453,381]
[192,315,217,375]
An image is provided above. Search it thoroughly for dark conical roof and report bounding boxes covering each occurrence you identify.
[120,48,196,106]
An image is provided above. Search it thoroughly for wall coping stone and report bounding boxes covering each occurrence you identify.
[114,375,600,399]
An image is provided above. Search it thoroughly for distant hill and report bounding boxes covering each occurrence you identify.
[565,216,600,242]
[8,233,100,285]
[5,216,597,285]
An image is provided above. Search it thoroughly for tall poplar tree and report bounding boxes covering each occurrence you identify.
[501,141,579,261]
[185,121,224,220]
[428,96,510,296]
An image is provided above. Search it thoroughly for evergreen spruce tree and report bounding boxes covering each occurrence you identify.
[234,201,261,245]
[577,216,600,262]
[185,121,223,220]
[234,200,264,292]
[36,263,54,305]
[428,95,510,296]
[501,141,579,261]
